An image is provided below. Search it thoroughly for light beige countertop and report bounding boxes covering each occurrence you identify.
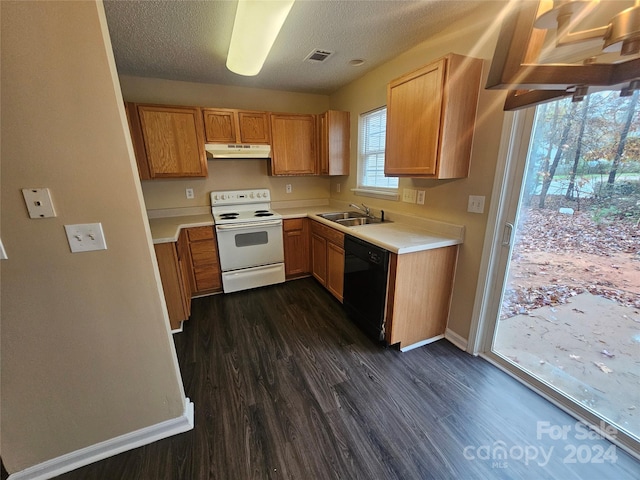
[148,214,213,244]
[277,207,463,254]
[147,203,464,254]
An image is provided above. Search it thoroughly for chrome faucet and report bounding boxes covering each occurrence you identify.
[349,203,373,218]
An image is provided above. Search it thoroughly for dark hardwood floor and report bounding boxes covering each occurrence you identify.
[12,278,640,479]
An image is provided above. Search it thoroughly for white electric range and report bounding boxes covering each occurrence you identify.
[211,189,285,293]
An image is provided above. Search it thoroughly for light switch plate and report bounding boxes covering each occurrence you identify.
[64,223,107,253]
[402,188,417,204]
[22,188,56,218]
[467,195,486,214]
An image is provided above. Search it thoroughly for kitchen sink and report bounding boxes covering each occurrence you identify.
[318,211,367,221]
[335,217,384,227]
[317,211,389,227]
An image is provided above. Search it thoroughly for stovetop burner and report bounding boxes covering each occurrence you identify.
[210,189,282,225]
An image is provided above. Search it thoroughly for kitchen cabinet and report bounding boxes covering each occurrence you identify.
[283,218,310,279]
[318,110,350,176]
[385,245,458,349]
[202,108,270,144]
[269,113,317,175]
[310,220,344,302]
[154,242,191,330]
[178,226,222,295]
[385,53,482,179]
[128,103,207,179]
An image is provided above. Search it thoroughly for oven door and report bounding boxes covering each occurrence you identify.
[215,219,284,272]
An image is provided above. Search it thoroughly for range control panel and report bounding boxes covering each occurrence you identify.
[210,189,271,206]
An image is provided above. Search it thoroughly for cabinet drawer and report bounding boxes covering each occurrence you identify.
[311,221,344,248]
[190,240,218,265]
[283,218,304,232]
[187,226,214,242]
[194,265,221,291]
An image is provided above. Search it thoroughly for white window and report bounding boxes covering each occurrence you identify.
[357,107,398,191]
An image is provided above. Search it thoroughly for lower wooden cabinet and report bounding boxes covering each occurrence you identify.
[283,218,310,278]
[154,242,191,330]
[385,245,458,348]
[310,220,344,302]
[178,226,222,295]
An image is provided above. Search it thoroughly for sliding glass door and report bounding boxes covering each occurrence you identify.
[478,90,640,457]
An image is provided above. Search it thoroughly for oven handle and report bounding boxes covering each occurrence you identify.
[216,219,283,231]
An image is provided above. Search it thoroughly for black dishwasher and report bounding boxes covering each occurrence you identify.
[343,235,390,342]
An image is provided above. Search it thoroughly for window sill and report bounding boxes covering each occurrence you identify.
[351,188,400,201]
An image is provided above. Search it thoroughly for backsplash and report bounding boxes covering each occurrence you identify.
[140,158,330,210]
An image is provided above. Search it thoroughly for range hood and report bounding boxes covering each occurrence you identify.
[205,143,271,159]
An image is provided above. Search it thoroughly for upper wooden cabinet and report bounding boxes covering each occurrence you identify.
[127,103,207,180]
[202,108,270,144]
[318,110,350,176]
[384,54,483,179]
[269,113,317,175]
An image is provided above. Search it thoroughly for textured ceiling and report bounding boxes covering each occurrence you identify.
[103,0,500,95]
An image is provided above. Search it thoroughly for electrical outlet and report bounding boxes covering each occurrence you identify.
[286,184,292,194]
[417,190,425,205]
[64,223,107,253]
[336,183,341,193]
[402,188,417,204]
[467,195,486,214]
[185,188,194,199]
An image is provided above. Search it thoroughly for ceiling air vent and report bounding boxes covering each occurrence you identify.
[304,49,334,63]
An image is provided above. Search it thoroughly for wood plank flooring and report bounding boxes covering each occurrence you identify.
[12,278,640,479]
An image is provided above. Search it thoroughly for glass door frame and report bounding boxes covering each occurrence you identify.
[467,107,640,460]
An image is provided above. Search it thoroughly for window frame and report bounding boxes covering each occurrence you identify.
[356,106,399,195]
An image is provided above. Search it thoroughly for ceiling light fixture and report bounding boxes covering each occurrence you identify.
[534,0,640,56]
[226,0,296,76]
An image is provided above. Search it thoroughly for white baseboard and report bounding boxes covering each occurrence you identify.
[8,398,194,480]
[445,328,468,351]
[400,334,444,352]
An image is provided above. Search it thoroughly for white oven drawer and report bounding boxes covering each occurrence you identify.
[221,263,285,293]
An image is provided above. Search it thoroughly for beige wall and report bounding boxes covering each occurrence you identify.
[1,1,186,473]
[328,3,509,340]
[120,76,331,210]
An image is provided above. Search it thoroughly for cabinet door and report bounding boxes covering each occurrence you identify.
[283,219,310,278]
[237,111,270,144]
[326,242,344,302]
[319,110,350,176]
[270,114,317,175]
[138,105,207,178]
[311,233,327,285]
[154,242,190,330]
[385,59,445,176]
[202,108,237,143]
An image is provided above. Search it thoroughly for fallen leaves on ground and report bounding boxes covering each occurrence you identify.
[502,204,640,318]
[593,362,613,374]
